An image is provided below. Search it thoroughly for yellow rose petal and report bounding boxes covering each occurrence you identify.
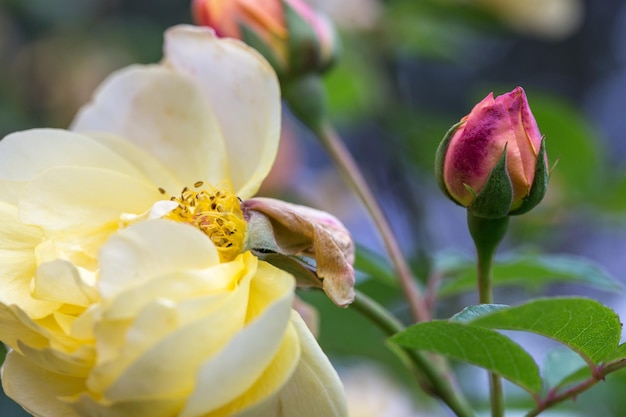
[0,129,147,182]
[33,260,97,307]
[20,166,162,232]
[164,25,281,199]
[274,312,347,417]
[2,351,85,417]
[97,220,221,299]
[72,65,230,188]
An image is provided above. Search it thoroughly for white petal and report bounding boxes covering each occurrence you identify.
[71,65,230,187]
[2,351,84,417]
[164,25,281,199]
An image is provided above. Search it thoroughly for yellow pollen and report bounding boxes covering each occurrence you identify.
[163,183,246,262]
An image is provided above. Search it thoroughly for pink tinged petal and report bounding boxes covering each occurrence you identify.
[97,220,221,299]
[502,86,544,195]
[244,197,355,306]
[2,351,85,417]
[19,166,163,233]
[274,312,347,417]
[163,25,281,199]
[71,65,230,187]
[443,94,516,205]
[293,296,320,338]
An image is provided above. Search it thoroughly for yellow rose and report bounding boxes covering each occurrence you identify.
[0,24,347,416]
[2,220,346,416]
[0,24,281,320]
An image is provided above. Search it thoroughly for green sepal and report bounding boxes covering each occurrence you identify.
[283,0,321,77]
[434,121,464,206]
[255,252,324,289]
[468,146,513,219]
[509,138,549,216]
[239,24,285,79]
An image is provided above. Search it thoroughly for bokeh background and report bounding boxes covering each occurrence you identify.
[3,0,626,416]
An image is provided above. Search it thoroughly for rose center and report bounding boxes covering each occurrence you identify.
[161,182,246,262]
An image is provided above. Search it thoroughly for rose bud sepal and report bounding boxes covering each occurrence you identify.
[508,138,549,216]
[466,145,514,219]
[434,120,463,204]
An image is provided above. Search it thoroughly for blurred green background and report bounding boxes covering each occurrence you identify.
[3,0,626,416]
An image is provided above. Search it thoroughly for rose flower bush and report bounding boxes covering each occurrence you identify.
[0,25,348,417]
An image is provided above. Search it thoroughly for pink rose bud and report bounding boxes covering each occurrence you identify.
[435,86,549,218]
[192,0,339,79]
[242,197,355,307]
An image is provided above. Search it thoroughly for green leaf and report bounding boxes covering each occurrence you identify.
[450,304,509,323]
[436,251,622,296]
[543,348,588,389]
[604,343,626,362]
[469,297,621,364]
[390,321,542,394]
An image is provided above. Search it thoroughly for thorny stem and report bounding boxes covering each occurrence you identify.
[316,123,430,322]
[525,358,626,417]
[351,290,475,417]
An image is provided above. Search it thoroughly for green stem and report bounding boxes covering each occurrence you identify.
[283,75,430,323]
[467,213,510,417]
[352,290,476,417]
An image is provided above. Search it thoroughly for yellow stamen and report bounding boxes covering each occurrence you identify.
[163,183,246,262]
